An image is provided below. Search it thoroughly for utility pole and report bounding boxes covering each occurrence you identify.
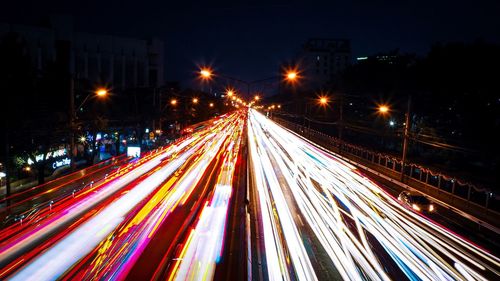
[401,96,411,182]
[339,94,344,140]
[69,76,76,170]
[337,93,344,155]
[158,89,163,132]
[4,118,11,198]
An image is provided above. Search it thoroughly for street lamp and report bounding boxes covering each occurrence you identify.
[69,86,108,170]
[96,88,108,97]
[197,67,302,101]
[286,71,297,81]
[318,96,329,106]
[209,102,214,108]
[199,68,213,80]
[192,98,199,104]
[170,99,178,106]
[77,88,108,112]
[254,95,260,101]
[376,99,411,181]
[284,66,300,84]
[378,105,390,114]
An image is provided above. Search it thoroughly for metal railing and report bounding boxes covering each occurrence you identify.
[274,117,499,228]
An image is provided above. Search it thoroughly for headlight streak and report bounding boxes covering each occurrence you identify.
[167,115,244,281]
[75,121,236,281]
[248,120,294,281]
[0,143,182,269]
[248,109,500,281]
[8,145,197,281]
[253,113,389,281]
[249,115,318,281]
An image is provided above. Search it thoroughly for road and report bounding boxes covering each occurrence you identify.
[247,109,500,280]
[0,154,131,222]
[1,108,499,281]
[0,111,246,280]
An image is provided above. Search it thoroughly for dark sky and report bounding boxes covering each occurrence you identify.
[2,0,500,84]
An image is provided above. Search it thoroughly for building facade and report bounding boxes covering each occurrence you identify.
[0,16,164,90]
[299,38,351,90]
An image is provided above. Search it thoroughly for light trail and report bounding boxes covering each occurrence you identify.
[69,114,243,280]
[0,112,244,280]
[167,114,244,281]
[248,109,500,281]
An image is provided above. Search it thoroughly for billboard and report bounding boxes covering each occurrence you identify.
[127,146,141,158]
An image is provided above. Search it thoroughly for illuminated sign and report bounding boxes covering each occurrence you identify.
[27,148,67,165]
[127,146,141,158]
[52,158,71,169]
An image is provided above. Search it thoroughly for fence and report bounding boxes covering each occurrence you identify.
[274,117,500,227]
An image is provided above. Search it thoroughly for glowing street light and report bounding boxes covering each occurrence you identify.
[170,99,178,106]
[254,95,260,101]
[226,89,234,97]
[200,68,213,79]
[95,88,108,97]
[192,98,199,104]
[318,96,329,106]
[78,87,108,111]
[378,105,390,114]
[286,71,297,80]
[209,102,214,108]
[70,85,109,172]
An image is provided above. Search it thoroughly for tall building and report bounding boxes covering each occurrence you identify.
[299,38,351,90]
[0,15,164,90]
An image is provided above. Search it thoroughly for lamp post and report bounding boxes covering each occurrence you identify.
[377,97,411,181]
[69,85,108,170]
[3,119,11,197]
[197,67,299,101]
[400,96,411,182]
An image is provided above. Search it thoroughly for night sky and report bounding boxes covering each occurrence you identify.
[2,0,499,85]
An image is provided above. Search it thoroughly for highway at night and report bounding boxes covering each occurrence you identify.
[0,109,499,281]
[0,111,246,280]
[247,109,500,281]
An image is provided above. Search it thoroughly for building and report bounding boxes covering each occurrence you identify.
[0,15,164,90]
[299,38,351,90]
[355,50,417,68]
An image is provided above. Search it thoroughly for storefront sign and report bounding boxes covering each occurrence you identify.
[52,157,71,169]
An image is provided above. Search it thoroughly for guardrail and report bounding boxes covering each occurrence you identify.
[273,117,500,229]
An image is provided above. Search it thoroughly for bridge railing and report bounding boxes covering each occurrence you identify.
[273,117,499,227]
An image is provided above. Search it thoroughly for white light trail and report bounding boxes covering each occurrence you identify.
[248,109,500,281]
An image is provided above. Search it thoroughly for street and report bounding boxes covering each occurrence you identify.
[0,109,499,280]
[0,111,246,280]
